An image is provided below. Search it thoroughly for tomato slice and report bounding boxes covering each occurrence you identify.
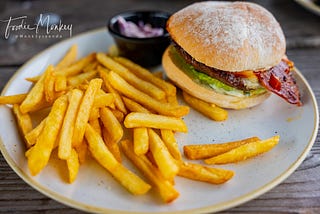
[269,73,281,91]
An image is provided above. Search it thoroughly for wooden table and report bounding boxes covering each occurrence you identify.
[0,0,319,213]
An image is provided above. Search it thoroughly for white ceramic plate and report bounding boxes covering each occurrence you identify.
[295,0,320,16]
[0,28,319,213]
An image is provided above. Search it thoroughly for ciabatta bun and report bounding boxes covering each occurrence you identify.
[166,1,286,72]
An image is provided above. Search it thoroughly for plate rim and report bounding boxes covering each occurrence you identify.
[295,0,320,16]
[0,27,319,214]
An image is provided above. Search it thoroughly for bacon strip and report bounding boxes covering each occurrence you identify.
[254,60,302,106]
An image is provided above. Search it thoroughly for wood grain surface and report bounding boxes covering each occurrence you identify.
[0,0,319,213]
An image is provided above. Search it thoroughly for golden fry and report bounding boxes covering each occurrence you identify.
[204,135,280,164]
[100,107,123,145]
[99,68,127,114]
[73,78,102,148]
[161,129,181,160]
[152,71,163,79]
[56,44,78,70]
[25,76,40,83]
[55,53,95,77]
[178,162,234,184]
[100,107,123,162]
[0,94,27,105]
[122,97,150,113]
[58,89,83,160]
[12,104,33,147]
[44,67,56,103]
[23,97,52,113]
[124,112,187,133]
[182,91,228,121]
[108,44,119,57]
[107,71,189,117]
[83,61,98,73]
[89,118,102,135]
[67,70,97,87]
[97,53,165,100]
[66,148,80,183]
[27,95,68,175]
[55,75,67,92]
[148,129,179,180]
[75,139,88,164]
[184,137,261,160]
[102,127,122,163]
[120,139,179,203]
[24,118,46,148]
[166,93,178,105]
[114,57,176,96]
[88,107,100,121]
[85,124,151,195]
[93,91,114,108]
[85,123,117,167]
[111,163,151,195]
[133,127,149,155]
[109,109,124,123]
[20,65,53,114]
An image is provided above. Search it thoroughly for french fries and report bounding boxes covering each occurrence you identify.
[24,117,46,148]
[72,78,102,148]
[100,107,123,145]
[20,65,53,113]
[120,139,179,203]
[148,129,179,180]
[97,53,166,101]
[54,53,95,77]
[93,91,114,108]
[124,112,188,133]
[178,162,234,184]
[12,104,33,141]
[27,95,68,175]
[114,56,176,96]
[67,70,98,87]
[184,137,261,160]
[122,97,150,113]
[76,139,88,164]
[100,107,123,162]
[106,71,189,117]
[0,94,27,105]
[85,124,151,195]
[98,68,127,114]
[44,67,56,103]
[161,129,181,160]
[55,75,67,92]
[204,136,280,164]
[133,127,149,155]
[0,43,282,204]
[58,89,83,160]
[66,148,80,183]
[56,44,78,70]
[182,91,228,121]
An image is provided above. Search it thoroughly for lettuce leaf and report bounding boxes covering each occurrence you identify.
[169,46,266,97]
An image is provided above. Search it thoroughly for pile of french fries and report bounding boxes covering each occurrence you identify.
[0,44,279,203]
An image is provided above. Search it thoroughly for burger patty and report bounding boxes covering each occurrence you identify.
[173,42,253,91]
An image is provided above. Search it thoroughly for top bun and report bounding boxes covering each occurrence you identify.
[167,1,286,72]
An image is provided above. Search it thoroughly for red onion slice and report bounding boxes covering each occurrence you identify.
[117,16,164,38]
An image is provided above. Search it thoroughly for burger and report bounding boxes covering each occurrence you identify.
[162,1,302,109]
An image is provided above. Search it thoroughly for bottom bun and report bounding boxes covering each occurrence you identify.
[162,48,271,109]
